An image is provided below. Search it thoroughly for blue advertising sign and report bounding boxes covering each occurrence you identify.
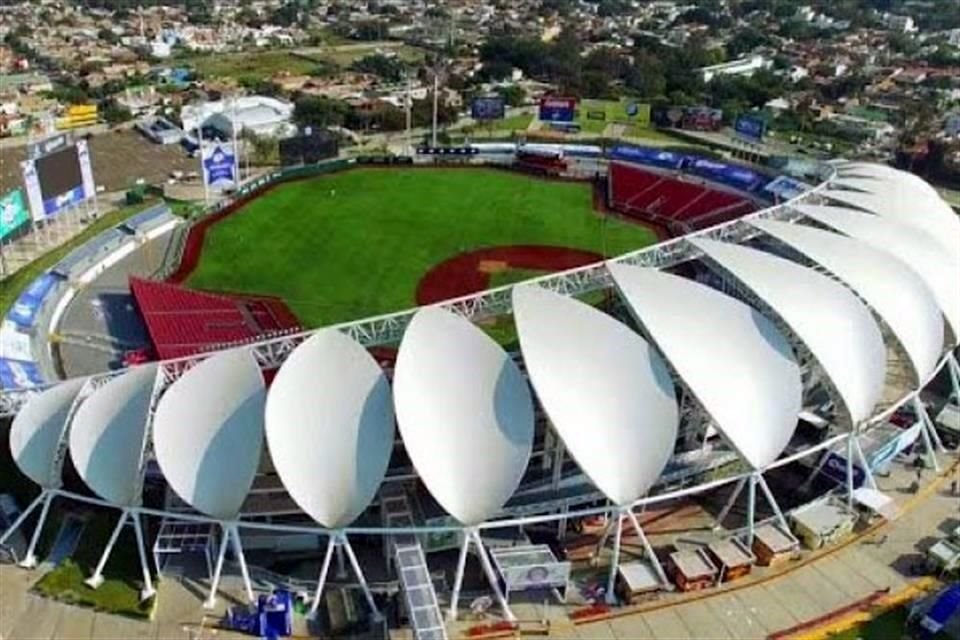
[609,145,688,170]
[688,158,768,192]
[202,143,237,190]
[7,273,58,329]
[0,358,44,390]
[538,97,577,123]
[471,96,506,120]
[734,114,766,143]
[820,452,866,488]
[43,184,86,217]
[763,175,811,202]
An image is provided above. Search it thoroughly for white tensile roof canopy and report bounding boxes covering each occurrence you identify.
[512,285,678,506]
[823,185,960,260]
[796,204,960,347]
[68,364,157,506]
[609,264,803,470]
[692,238,886,427]
[393,307,535,525]
[265,330,395,529]
[9,378,86,488]
[152,350,266,520]
[750,219,944,385]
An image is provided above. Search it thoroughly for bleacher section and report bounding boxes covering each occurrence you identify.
[129,278,302,360]
[120,204,180,238]
[608,161,757,234]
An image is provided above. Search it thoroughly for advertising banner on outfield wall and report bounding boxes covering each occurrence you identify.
[202,143,238,191]
[538,97,577,123]
[0,189,29,241]
[471,96,506,120]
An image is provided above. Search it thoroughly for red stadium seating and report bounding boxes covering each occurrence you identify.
[609,162,757,232]
[130,278,301,360]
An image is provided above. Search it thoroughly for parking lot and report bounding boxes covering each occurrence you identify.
[0,129,199,195]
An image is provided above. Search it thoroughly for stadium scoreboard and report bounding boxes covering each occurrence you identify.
[20,134,95,221]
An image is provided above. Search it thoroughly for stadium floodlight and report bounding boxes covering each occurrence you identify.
[265,330,394,619]
[750,219,944,388]
[68,364,159,598]
[512,284,678,601]
[152,349,266,608]
[796,204,960,349]
[393,307,535,621]
[608,264,802,545]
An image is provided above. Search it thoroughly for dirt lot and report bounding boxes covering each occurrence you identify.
[0,129,199,194]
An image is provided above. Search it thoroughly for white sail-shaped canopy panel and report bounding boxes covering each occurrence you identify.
[69,364,157,506]
[512,285,678,506]
[265,330,394,529]
[750,219,943,385]
[691,238,886,426]
[834,163,941,198]
[153,350,265,520]
[609,264,802,470]
[796,204,960,346]
[10,378,86,488]
[393,307,535,525]
[823,186,960,259]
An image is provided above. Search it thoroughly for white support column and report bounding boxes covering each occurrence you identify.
[745,474,757,548]
[335,539,347,578]
[341,534,380,620]
[86,509,129,589]
[605,510,623,605]
[470,529,514,622]
[308,535,337,619]
[558,504,569,541]
[715,476,747,529]
[915,397,941,471]
[624,509,669,589]
[230,526,254,604]
[0,490,44,548]
[947,352,960,405]
[204,525,231,609]
[17,491,53,568]
[852,435,878,490]
[448,530,470,620]
[756,473,789,532]
[846,433,855,509]
[131,511,155,601]
[593,514,614,565]
[551,438,565,491]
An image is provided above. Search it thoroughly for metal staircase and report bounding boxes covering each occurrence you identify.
[379,484,448,640]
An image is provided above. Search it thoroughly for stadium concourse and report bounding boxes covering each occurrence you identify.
[0,156,959,640]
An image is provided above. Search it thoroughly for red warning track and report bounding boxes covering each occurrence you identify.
[416,245,603,305]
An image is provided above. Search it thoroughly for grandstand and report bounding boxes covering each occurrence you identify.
[0,154,958,640]
[129,278,301,360]
[607,158,760,234]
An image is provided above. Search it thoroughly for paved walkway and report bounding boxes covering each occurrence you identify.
[556,462,956,639]
[1,458,956,639]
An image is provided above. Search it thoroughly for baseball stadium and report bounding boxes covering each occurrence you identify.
[1,136,959,640]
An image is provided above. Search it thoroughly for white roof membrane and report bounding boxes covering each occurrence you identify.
[823,186,960,259]
[393,307,535,525]
[796,204,960,347]
[750,219,944,385]
[68,365,158,506]
[153,350,265,520]
[10,378,86,488]
[691,238,886,426]
[609,264,802,470]
[512,285,678,506]
[265,330,395,529]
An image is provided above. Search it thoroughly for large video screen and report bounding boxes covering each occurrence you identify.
[36,146,83,201]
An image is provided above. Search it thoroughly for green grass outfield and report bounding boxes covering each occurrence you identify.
[187,168,657,328]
